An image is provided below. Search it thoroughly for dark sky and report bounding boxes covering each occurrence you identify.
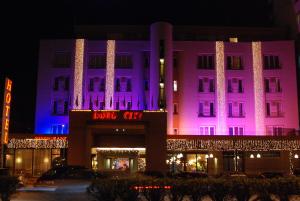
[0,0,273,133]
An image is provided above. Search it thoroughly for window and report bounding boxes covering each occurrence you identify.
[52,99,68,115]
[266,101,283,117]
[127,101,132,110]
[198,78,214,93]
[174,128,178,135]
[116,54,132,68]
[197,55,214,69]
[227,78,243,93]
[143,51,150,68]
[174,103,178,114]
[89,79,94,92]
[173,80,178,92]
[116,101,120,110]
[116,77,132,92]
[229,37,238,43]
[264,55,280,69]
[198,101,215,117]
[199,126,215,135]
[228,102,244,117]
[51,124,66,134]
[144,80,149,91]
[264,78,281,93]
[229,126,244,136]
[266,126,283,136]
[227,56,243,70]
[53,76,69,91]
[53,52,71,68]
[100,101,105,110]
[88,54,106,69]
[126,79,132,92]
[99,78,105,92]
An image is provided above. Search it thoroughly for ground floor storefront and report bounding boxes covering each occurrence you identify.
[3,111,300,177]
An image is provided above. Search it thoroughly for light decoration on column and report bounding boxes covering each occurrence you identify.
[252,42,265,135]
[216,41,226,135]
[105,40,115,110]
[73,39,85,109]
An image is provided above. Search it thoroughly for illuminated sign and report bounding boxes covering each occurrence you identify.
[2,78,12,144]
[34,136,67,140]
[92,111,143,121]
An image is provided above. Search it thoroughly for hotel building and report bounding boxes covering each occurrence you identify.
[5,22,300,177]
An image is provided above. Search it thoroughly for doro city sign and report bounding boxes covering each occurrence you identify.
[92,111,143,121]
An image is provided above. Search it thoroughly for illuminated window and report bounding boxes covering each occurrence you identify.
[199,126,215,135]
[227,56,243,70]
[263,55,280,69]
[229,126,244,136]
[115,54,132,68]
[229,37,238,43]
[53,52,71,68]
[197,55,214,69]
[173,80,178,92]
[88,53,106,69]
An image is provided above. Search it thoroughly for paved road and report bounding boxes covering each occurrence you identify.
[11,192,92,201]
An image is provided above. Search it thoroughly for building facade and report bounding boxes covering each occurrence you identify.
[7,22,300,176]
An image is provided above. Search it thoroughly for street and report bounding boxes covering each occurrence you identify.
[11,192,91,201]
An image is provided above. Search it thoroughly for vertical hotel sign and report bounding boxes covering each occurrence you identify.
[2,78,12,144]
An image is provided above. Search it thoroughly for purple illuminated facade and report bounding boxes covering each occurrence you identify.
[35,22,299,136]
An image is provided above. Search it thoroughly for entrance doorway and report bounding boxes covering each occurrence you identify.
[91,148,146,173]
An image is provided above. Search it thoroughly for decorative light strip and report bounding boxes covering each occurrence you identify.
[73,39,85,109]
[96,148,145,151]
[105,40,115,110]
[252,42,265,135]
[167,139,300,151]
[216,41,226,135]
[7,138,68,149]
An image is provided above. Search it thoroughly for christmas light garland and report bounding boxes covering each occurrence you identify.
[7,138,68,149]
[167,139,300,151]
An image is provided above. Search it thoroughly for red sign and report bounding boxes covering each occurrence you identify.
[2,78,12,144]
[92,111,143,121]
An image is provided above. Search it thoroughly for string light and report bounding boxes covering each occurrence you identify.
[216,41,226,135]
[73,39,85,109]
[252,42,265,135]
[7,138,68,149]
[167,138,300,151]
[105,40,115,110]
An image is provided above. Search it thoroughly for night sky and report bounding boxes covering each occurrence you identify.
[0,0,273,133]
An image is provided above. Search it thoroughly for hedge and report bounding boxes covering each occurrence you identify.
[87,177,300,201]
[0,176,19,201]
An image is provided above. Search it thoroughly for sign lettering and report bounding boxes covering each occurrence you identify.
[2,78,12,144]
[92,111,143,121]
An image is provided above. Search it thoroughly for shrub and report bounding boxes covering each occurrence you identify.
[0,176,19,201]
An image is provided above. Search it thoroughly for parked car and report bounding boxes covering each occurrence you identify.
[36,165,97,182]
[260,172,284,178]
[168,171,208,179]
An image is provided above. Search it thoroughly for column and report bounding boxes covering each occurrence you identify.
[105,40,116,110]
[216,41,226,135]
[73,39,85,109]
[252,42,265,135]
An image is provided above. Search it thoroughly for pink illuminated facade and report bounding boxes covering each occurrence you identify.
[35,22,299,137]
